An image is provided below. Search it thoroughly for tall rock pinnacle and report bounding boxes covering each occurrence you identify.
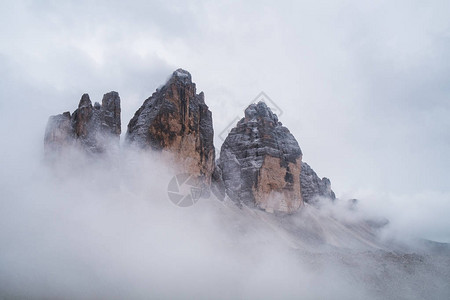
[219,102,303,213]
[44,92,121,156]
[126,69,215,182]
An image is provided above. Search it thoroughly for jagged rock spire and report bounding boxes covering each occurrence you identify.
[44,92,121,156]
[219,101,303,213]
[43,69,335,208]
[126,69,215,182]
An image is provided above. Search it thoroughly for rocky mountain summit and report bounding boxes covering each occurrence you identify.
[218,102,303,213]
[44,92,121,156]
[44,69,335,213]
[125,69,215,182]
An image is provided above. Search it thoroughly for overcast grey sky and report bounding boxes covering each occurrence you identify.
[1,1,449,240]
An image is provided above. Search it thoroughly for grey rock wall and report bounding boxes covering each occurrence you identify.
[44,92,121,156]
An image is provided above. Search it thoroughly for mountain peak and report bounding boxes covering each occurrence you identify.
[244,101,279,123]
[126,68,215,183]
[168,68,192,85]
[78,93,92,108]
[220,101,303,213]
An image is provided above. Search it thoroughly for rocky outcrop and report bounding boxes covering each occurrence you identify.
[219,102,303,213]
[44,92,121,156]
[44,69,337,210]
[44,112,73,154]
[126,69,215,182]
[300,162,335,204]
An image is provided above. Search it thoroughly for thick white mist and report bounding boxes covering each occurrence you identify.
[0,145,449,299]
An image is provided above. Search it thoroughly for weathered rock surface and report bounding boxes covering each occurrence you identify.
[126,69,215,182]
[300,162,336,204]
[44,69,336,209]
[210,163,226,200]
[44,112,73,153]
[219,102,303,213]
[44,92,121,155]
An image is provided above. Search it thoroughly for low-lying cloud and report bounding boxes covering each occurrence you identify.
[0,147,448,299]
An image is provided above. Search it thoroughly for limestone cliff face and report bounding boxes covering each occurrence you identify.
[44,92,121,156]
[219,102,303,213]
[300,162,336,204]
[126,69,215,182]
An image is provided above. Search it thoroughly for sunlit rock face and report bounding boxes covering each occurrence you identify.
[126,69,215,183]
[219,102,303,213]
[300,162,336,204]
[44,92,121,156]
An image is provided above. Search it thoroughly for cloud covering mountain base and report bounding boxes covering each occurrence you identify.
[0,149,448,299]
